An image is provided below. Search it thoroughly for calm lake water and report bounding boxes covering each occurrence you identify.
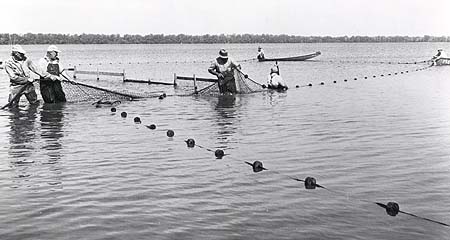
[1,43,450,239]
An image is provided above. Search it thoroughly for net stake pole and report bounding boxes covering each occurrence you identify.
[193,74,198,94]
[173,73,177,86]
[73,65,77,79]
[122,69,126,82]
[96,68,99,80]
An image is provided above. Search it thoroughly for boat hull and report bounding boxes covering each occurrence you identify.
[435,58,450,66]
[258,51,321,62]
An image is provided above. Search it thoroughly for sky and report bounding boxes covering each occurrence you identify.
[4,0,450,36]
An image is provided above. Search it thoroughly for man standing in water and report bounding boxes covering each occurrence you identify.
[38,45,67,103]
[3,45,58,108]
[208,49,241,94]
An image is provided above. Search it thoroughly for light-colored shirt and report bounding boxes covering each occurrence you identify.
[258,49,265,59]
[208,57,240,76]
[38,56,65,74]
[4,57,49,85]
[267,73,287,88]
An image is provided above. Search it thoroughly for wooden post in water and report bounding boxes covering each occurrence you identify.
[122,69,126,82]
[96,68,99,80]
[73,65,77,79]
[173,73,177,86]
[193,74,198,94]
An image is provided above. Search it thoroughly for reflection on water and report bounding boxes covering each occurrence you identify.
[8,105,39,160]
[7,103,66,186]
[40,103,65,163]
[213,95,238,145]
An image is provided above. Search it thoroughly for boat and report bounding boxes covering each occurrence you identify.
[258,51,321,62]
[434,58,450,66]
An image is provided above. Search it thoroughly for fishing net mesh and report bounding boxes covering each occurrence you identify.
[197,69,263,95]
[34,80,159,103]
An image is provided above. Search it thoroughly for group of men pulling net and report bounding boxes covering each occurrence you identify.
[2,45,272,109]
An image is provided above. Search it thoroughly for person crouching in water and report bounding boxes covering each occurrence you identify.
[4,45,58,108]
[208,49,241,94]
[267,64,288,90]
[38,45,67,103]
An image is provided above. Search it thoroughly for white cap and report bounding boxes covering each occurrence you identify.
[47,45,60,52]
[12,45,26,54]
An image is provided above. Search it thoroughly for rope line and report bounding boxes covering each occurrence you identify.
[67,58,258,67]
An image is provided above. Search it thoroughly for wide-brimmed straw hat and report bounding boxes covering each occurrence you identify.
[47,45,60,52]
[218,49,228,59]
[11,45,26,54]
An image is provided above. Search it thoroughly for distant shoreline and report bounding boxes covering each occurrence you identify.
[1,33,449,45]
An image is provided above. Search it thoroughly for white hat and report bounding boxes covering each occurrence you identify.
[11,45,26,54]
[47,45,60,52]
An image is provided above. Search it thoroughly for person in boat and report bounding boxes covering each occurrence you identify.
[208,49,241,94]
[38,45,68,103]
[257,46,265,60]
[267,64,288,90]
[432,49,447,60]
[3,45,58,108]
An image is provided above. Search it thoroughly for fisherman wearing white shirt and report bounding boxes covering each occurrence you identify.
[4,45,57,108]
[431,49,448,66]
[38,45,67,103]
[267,65,288,90]
[257,46,265,60]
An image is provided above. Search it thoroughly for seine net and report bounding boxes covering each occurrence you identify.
[197,69,264,95]
[35,79,160,103]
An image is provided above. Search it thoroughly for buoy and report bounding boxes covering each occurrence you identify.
[381,74,384,77]
[320,82,324,85]
[304,177,317,189]
[245,161,266,172]
[295,85,299,88]
[167,130,175,137]
[388,73,391,76]
[364,76,368,79]
[121,112,127,118]
[308,83,313,87]
[215,149,225,159]
[344,79,348,82]
[162,93,167,97]
[373,76,376,78]
[134,117,141,124]
[185,138,195,148]
[111,107,117,112]
[146,124,156,130]
[354,78,357,80]
[333,81,337,83]
[386,202,400,216]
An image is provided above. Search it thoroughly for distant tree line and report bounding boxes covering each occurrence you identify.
[1,33,449,44]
